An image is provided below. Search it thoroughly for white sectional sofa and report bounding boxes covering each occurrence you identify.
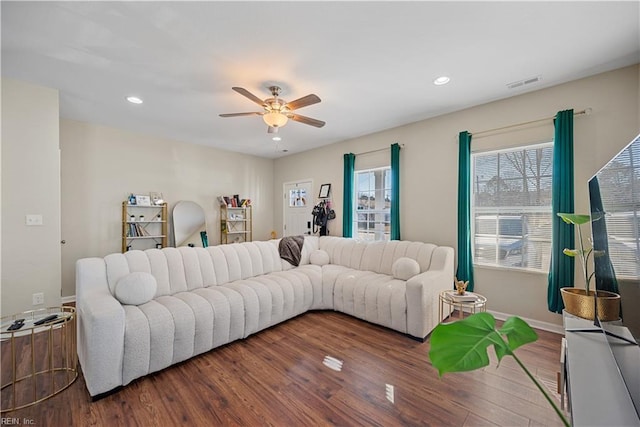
[76,236,454,397]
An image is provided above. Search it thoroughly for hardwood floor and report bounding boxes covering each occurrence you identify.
[3,311,566,426]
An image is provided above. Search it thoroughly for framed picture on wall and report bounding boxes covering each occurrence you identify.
[318,183,331,198]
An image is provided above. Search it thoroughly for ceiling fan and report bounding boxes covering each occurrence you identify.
[219,86,325,134]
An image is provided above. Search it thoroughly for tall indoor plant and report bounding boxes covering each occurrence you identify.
[557,213,620,321]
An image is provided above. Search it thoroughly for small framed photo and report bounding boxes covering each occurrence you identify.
[149,192,164,205]
[318,183,331,198]
[135,195,151,206]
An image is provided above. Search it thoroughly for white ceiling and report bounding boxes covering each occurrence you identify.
[2,1,639,158]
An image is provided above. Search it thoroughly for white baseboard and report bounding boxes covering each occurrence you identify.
[61,295,76,304]
[488,309,564,335]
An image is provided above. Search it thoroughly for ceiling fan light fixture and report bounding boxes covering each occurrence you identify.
[263,111,288,128]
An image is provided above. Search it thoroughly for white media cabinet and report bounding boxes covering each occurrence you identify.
[563,313,640,426]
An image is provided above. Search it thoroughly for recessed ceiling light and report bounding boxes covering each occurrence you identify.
[272,136,282,141]
[126,96,143,104]
[433,76,450,86]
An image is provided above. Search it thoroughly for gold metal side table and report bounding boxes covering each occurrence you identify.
[1,306,77,413]
[438,290,487,323]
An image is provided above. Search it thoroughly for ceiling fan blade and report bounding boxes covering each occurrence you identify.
[285,94,321,111]
[289,113,326,128]
[219,112,263,117]
[267,126,279,134]
[232,87,266,107]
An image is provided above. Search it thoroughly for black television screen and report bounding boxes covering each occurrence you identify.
[588,133,640,417]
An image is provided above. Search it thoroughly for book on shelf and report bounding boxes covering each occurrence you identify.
[446,291,478,302]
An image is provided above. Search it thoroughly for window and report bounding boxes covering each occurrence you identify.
[354,167,391,241]
[472,142,553,271]
[595,138,640,279]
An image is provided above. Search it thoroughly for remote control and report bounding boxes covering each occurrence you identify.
[33,314,58,325]
[7,319,25,331]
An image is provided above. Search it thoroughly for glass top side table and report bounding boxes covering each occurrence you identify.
[1,306,77,413]
[438,290,487,323]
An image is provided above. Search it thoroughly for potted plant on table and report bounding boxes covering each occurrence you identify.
[556,213,620,321]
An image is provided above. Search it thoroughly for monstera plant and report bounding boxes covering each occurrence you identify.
[429,312,569,426]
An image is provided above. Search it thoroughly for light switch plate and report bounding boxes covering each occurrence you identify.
[26,214,43,226]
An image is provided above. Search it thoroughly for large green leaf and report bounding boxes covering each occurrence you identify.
[557,213,590,225]
[498,316,538,351]
[428,312,508,376]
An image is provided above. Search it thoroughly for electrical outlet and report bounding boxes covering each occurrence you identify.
[32,292,44,305]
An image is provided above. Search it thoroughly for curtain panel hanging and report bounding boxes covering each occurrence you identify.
[390,143,401,240]
[456,131,474,291]
[342,153,356,237]
[547,109,575,313]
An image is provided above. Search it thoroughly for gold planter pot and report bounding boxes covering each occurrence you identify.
[560,288,621,321]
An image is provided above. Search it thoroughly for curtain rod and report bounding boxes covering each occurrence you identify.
[355,143,404,156]
[470,108,592,138]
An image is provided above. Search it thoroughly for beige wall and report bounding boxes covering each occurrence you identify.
[274,64,640,327]
[1,79,61,314]
[60,120,274,298]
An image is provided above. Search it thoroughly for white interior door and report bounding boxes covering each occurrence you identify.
[283,180,313,236]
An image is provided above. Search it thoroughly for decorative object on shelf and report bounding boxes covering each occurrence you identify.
[557,213,621,321]
[149,192,164,205]
[429,312,569,427]
[318,183,331,199]
[135,194,151,206]
[454,278,468,295]
[128,193,137,205]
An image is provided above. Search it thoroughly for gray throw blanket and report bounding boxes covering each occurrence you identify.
[278,235,305,266]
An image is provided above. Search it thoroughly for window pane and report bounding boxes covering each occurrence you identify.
[472,143,553,271]
[354,166,391,241]
[596,138,640,279]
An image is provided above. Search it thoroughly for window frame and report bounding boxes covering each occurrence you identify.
[471,141,554,273]
[353,166,392,241]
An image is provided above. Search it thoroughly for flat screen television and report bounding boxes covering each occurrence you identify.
[588,133,640,417]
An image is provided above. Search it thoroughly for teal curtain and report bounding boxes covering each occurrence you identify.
[342,153,356,237]
[547,109,575,313]
[390,143,401,240]
[456,131,474,291]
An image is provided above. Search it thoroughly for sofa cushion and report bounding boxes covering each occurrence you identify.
[115,272,158,305]
[391,257,420,280]
[309,249,330,266]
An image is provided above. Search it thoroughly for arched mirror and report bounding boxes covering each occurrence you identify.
[172,201,207,247]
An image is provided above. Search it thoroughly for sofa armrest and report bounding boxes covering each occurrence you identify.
[76,255,125,395]
[405,246,454,339]
[77,287,126,397]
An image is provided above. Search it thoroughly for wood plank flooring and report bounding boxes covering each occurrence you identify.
[2,311,566,426]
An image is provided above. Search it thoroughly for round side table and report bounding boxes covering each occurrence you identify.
[1,306,77,413]
[438,290,487,323]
